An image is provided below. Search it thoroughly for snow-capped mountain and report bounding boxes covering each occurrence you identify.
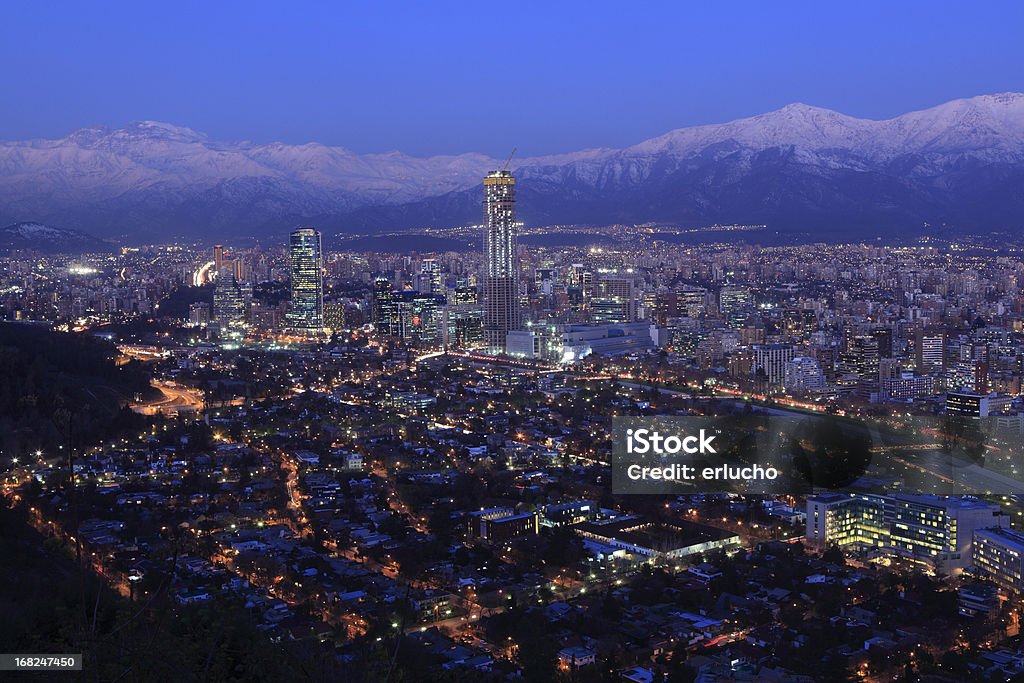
[386,93,1024,236]
[622,93,1024,160]
[3,93,1024,240]
[0,222,111,253]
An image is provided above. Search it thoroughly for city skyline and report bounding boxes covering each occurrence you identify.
[9,214,1024,680]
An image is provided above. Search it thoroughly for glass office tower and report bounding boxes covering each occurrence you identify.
[483,170,520,351]
[288,227,323,333]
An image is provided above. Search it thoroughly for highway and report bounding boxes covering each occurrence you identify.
[131,380,205,416]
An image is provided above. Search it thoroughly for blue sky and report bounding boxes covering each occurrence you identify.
[1,1,1022,156]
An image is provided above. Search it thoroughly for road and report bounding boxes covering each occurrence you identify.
[132,380,205,416]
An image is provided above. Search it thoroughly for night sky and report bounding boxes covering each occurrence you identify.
[1,1,1022,156]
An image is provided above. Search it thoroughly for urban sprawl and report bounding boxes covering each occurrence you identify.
[6,169,1024,682]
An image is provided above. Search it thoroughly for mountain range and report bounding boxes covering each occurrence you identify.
[3,93,1024,242]
[0,222,111,253]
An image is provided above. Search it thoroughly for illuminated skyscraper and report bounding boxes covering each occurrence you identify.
[719,285,754,327]
[591,277,636,324]
[213,269,245,327]
[188,302,211,327]
[483,170,520,350]
[752,343,795,386]
[848,334,881,385]
[916,330,946,378]
[372,278,442,344]
[287,227,323,333]
[323,302,346,333]
[420,258,442,295]
[451,276,478,304]
[784,356,826,393]
[211,241,245,331]
[214,244,225,273]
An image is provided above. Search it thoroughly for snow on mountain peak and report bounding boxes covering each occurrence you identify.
[887,93,1024,152]
[1,222,91,241]
[0,222,109,253]
[3,93,1024,239]
[6,222,63,238]
[122,120,207,141]
[622,94,1024,160]
[627,101,874,156]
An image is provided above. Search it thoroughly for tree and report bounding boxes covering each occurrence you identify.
[666,640,696,683]
[822,542,846,566]
[600,590,622,619]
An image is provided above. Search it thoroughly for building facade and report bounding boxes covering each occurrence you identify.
[482,170,521,351]
[752,344,796,386]
[213,269,245,328]
[784,356,826,393]
[974,527,1024,594]
[806,493,1008,574]
[287,227,323,333]
[373,278,443,345]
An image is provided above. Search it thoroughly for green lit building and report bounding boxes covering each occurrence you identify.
[806,493,1007,574]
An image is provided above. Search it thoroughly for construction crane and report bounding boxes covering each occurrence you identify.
[502,147,516,172]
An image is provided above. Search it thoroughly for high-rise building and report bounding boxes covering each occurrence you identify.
[871,327,894,359]
[752,343,795,386]
[678,286,711,318]
[591,277,636,324]
[234,256,251,283]
[851,335,880,382]
[372,278,442,344]
[441,303,485,349]
[916,330,946,379]
[784,356,826,393]
[188,302,210,327]
[287,227,323,333]
[373,278,395,329]
[213,269,245,328]
[535,268,556,296]
[719,285,754,327]
[420,258,442,296]
[451,277,478,305]
[844,335,881,400]
[482,170,520,351]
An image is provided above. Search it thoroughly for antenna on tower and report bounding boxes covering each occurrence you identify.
[502,147,517,172]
